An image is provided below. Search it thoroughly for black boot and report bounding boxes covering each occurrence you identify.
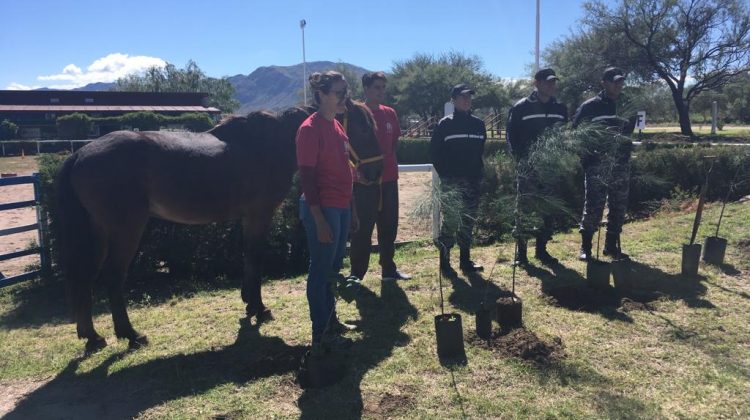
[603,232,630,260]
[535,238,558,265]
[459,247,483,272]
[515,239,529,266]
[439,248,456,276]
[578,231,594,261]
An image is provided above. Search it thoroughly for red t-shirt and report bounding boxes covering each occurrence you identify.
[296,112,353,209]
[369,104,401,182]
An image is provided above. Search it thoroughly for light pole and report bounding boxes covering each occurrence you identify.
[535,0,540,74]
[300,19,307,106]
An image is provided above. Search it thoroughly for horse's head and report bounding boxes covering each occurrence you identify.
[338,99,383,184]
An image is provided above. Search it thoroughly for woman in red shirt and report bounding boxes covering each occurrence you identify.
[296,71,355,350]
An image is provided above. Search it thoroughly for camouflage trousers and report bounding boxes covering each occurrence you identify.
[437,177,481,251]
[579,161,630,234]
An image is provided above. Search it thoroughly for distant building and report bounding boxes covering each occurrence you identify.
[0,90,221,139]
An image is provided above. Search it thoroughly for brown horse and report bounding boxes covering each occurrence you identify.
[57,100,381,353]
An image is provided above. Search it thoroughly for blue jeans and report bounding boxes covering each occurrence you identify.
[300,199,351,340]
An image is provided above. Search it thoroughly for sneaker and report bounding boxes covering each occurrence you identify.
[382,270,412,281]
[327,317,357,334]
[460,260,484,272]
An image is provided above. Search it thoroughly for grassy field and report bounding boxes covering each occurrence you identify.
[642,125,750,138]
[1,197,749,418]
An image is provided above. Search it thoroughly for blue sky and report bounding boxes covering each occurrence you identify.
[0,0,595,90]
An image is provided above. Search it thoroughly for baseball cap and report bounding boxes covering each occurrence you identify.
[451,84,475,98]
[602,67,626,82]
[534,68,559,81]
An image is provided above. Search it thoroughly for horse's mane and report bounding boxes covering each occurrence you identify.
[345,100,376,132]
[209,111,280,144]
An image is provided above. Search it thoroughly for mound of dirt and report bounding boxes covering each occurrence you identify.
[470,328,565,365]
[619,297,656,312]
[378,393,414,415]
[737,238,750,256]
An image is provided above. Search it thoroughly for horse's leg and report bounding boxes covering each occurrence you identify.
[76,230,109,354]
[102,221,148,349]
[241,211,274,323]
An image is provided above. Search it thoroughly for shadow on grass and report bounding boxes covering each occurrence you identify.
[523,262,633,323]
[6,317,307,419]
[523,259,714,321]
[297,282,418,419]
[0,272,288,330]
[445,269,514,316]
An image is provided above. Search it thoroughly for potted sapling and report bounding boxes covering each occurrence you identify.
[703,157,748,265]
[434,243,466,359]
[496,241,523,330]
[682,156,716,277]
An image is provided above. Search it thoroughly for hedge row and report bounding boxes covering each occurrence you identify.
[37,144,750,282]
[56,112,215,139]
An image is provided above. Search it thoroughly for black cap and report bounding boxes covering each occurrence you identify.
[451,83,475,98]
[534,68,559,81]
[602,67,626,82]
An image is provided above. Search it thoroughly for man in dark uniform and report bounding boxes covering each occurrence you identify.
[430,84,487,274]
[572,67,635,261]
[506,68,568,265]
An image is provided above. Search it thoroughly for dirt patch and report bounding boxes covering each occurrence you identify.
[737,238,750,256]
[0,378,50,417]
[619,297,657,312]
[470,328,566,365]
[0,181,39,277]
[394,172,432,243]
[363,392,415,417]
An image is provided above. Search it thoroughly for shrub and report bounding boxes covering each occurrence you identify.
[0,119,19,140]
[119,112,162,131]
[56,113,92,139]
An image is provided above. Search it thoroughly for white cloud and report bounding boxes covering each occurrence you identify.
[7,53,167,89]
[6,82,41,90]
[63,64,82,75]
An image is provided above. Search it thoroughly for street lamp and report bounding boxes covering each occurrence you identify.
[535,0,540,74]
[300,19,307,106]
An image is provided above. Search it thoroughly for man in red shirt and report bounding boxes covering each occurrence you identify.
[349,72,412,281]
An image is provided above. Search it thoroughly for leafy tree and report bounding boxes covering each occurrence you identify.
[582,0,750,136]
[0,119,18,140]
[113,60,240,113]
[389,52,496,119]
[722,71,750,123]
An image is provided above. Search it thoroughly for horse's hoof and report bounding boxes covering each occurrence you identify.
[128,335,149,350]
[256,308,273,324]
[85,337,107,355]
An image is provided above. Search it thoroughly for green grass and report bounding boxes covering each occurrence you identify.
[0,156,39,175]
[1,202,749,418]
[642,124,750,139]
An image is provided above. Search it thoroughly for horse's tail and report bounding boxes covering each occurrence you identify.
[57,155,98,330]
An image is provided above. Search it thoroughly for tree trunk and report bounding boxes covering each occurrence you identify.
[671,89,694,137]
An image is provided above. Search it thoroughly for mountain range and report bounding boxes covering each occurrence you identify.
[59,61,370,113]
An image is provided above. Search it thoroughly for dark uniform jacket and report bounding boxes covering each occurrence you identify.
[429,110,486,179]
[506,91,568,160]
[572,90,636,164]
